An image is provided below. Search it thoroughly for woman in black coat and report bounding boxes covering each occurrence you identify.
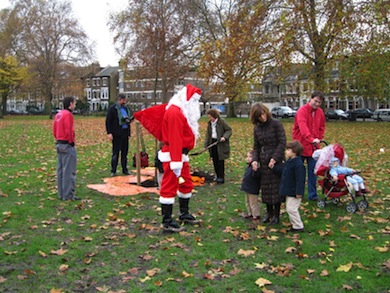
[250,103,286,224]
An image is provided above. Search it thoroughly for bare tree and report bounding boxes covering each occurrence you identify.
[109,0,200,103]
[10,0,93,118]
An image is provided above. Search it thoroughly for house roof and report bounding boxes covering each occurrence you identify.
[96,66,119,77]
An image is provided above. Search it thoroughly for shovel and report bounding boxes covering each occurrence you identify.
[190,141,218,156]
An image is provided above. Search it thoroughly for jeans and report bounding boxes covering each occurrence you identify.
[302,156,318,200]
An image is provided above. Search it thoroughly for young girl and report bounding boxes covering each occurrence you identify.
[272,140,306,232]
[241,150,261,221]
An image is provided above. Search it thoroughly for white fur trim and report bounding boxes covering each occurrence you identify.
[178,191,192,199]
[165,85,201,138]
[170,161,183,170]
[159,196,175,204]
[190,93,201,101]
[158,150,189,163]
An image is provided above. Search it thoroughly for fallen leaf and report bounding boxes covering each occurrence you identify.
[266,235,279,241]
[375,246,388,252]
[285,247,297,253]
[255,262,268,269]
[50,248,68,256]
[96,285,111,291]
[382,259,390,270]
[59,264,69,272]
[255,277,272,287]
[139,276,151,283]
[237,249,256,257]
[154,280,163,287]
[181,271,193,278]
[320,270,329,276]
[336,262,353,272]
[342,284,353,290]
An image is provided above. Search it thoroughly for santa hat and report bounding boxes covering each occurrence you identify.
[167,84,202,109]
[186,84,202,101]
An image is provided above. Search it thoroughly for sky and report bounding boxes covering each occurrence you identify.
[0,0,128,67]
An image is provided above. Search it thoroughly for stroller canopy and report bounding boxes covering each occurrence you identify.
[313,143,347,176]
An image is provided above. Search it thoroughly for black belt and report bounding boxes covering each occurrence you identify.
[56,140,75,146]
[56,140,69,144]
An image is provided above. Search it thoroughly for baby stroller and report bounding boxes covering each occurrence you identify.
[313,141,369,213]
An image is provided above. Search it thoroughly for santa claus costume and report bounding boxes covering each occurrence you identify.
[134,84,202,232]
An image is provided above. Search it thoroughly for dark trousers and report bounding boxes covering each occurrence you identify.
[111,130,129,173]
[210,140,224,179]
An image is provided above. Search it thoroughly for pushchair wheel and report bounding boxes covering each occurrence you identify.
[332,198,340,205]
[357,199,369,211]
[346,202,358,213]
[317,200,326,209]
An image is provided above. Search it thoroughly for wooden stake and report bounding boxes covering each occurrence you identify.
[135,121,141,186]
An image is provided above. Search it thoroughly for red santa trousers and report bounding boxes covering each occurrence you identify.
[160,161,193,204]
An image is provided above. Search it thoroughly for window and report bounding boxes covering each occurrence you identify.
[102,78,107,86]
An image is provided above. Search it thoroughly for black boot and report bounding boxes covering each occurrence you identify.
[262,204,273,223]
[179,198,201,224]
[161,204,186,233]
[270,203,280,225]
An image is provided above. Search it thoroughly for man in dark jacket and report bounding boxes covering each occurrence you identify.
[105,93,133,176]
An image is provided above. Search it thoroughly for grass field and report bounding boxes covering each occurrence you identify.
[0,115,389,293]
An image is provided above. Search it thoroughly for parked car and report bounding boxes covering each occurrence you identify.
[326,109,349,120]
[372,109,390,122]
[271,106,297,118]
[7,109,27,115]
[28,108,43,115]
[349,108,373,119]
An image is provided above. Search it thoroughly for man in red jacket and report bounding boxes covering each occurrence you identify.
[53,97,80,201]
[292,91,326,201]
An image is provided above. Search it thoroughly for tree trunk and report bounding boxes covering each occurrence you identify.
[1,93,8,117]
[227,100,236,118]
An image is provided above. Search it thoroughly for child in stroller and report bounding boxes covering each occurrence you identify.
[313,142,370,213]
[329,157,369,196]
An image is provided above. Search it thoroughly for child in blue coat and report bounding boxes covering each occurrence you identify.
[272,140,306,232]
[241,150,261,221]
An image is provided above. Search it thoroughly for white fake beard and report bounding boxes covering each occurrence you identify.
[182,98,200,139]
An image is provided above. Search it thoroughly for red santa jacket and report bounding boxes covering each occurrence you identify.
[53,109,75,144]
[292,103,325,157]
[159,104,195,170]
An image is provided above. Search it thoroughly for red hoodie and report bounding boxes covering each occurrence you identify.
[292,103,325,157]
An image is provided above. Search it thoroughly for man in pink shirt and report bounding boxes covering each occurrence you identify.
[292,91,326,201]
[53,97,79,201]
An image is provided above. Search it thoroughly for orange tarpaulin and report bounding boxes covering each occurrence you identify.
[87,168,206,196]
[87,168,160,196]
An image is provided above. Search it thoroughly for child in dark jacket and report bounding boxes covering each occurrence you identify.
[272,140,306,232]
[241,150,261,221]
